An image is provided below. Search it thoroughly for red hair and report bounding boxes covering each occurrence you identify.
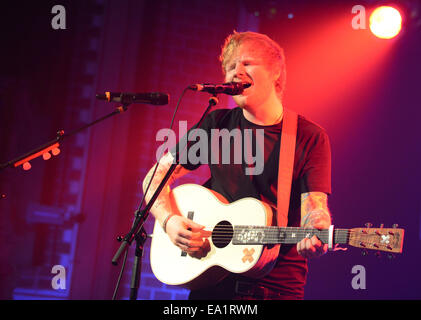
[219,31,286,99]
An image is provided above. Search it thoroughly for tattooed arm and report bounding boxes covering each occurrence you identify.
[142,152,209,255]
[142,152,187,225]
[296,192,332,258]
[300,192,331,229]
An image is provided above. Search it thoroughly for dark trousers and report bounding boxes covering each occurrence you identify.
[188,276,303,300]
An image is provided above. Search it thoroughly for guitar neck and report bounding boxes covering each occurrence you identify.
[233,226,349,245]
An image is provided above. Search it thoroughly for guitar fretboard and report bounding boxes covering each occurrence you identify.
[232,226,350,245]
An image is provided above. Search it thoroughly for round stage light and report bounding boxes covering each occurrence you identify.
[369,6,402,39]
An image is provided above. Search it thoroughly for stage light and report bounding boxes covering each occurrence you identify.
[52,147,60,156]
[369,6,402,39]
[43,152,52,160]
[23,162,31,171]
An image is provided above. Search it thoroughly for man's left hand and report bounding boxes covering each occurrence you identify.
[296,235,328,258]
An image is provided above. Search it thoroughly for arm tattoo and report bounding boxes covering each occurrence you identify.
[300,192,331,228]
[142,152,189,213]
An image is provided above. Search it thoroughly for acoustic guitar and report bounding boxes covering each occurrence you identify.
[149,184,404,290]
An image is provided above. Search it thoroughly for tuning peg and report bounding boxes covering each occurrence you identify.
[392,224,399,228]
[388,253,395,259]
[375,251,382,258]
[365,222,373,228]
[361,249,368,256]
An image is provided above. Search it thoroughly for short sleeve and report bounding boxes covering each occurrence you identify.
[298,129,332,195]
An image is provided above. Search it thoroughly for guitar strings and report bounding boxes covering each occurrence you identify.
[207,226,397,242]
[209,226,396,237]
[207,228,396,248]
[210,237,393,249]
[209,225,395,233]
[209,241,390,250]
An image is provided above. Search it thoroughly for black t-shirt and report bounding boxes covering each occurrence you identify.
[173,107,331,296]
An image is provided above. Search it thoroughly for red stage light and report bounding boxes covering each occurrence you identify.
[52,147,60,156]
[43,152,52,160]
[23,162,31,171]
[369,6,402,39]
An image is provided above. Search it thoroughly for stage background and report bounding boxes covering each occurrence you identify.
[0,0,420,299]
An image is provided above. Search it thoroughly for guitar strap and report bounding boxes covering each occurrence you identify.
[276,108,298,227]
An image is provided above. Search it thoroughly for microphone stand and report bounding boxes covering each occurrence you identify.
[0,104,130,171]
[111,95,219,300]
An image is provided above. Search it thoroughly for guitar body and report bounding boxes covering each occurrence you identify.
[149,184,280,290]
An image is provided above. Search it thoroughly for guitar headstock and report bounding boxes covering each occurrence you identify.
[348,223,404,254]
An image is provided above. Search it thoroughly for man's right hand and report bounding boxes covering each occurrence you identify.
[142,152,211,258]
[165,215,212,257]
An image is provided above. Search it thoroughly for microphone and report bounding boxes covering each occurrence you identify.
[189,82,251,95]
[96,92,169,105]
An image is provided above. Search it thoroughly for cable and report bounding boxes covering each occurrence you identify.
[112,248,128,300]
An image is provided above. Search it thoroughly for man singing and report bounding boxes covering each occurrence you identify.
[143,31,332,300]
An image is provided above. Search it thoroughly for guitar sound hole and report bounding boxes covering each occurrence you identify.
[212,220,233,248]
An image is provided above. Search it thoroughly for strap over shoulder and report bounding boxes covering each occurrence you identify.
[277,108,298,227]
